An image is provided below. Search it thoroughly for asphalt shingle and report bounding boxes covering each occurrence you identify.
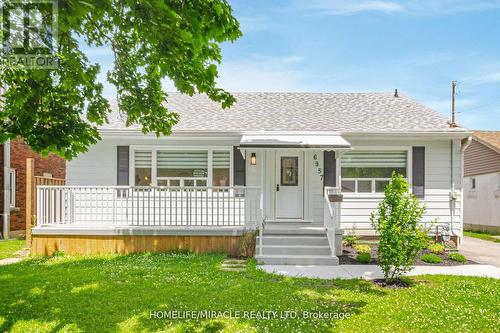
[102,92,468,133]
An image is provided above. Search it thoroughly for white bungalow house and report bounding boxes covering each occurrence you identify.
[31,91,471,265]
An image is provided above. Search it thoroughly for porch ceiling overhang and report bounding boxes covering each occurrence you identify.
[239,133,351,150]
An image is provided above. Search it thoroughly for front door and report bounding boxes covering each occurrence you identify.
[275,152,303,219]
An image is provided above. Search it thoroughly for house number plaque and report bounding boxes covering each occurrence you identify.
[313,153,323,181]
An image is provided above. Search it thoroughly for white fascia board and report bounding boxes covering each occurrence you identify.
[340,131,473,140]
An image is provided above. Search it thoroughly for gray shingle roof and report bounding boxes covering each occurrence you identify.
[103,92,468,133]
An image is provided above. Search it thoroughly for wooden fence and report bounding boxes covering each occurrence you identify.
[25,158,65,246]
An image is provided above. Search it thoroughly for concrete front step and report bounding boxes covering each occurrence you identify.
[257,245,331,256]
[257,235,329,246]
[256,254,339,265]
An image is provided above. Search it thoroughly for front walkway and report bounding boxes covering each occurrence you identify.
[259,264,500,279]
[459,236,500,267]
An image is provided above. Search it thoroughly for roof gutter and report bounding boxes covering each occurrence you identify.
[461,136,473,153]
[99,128,473,139]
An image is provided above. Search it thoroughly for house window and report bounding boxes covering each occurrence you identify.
[341,150,407,193]
[157,150,208,187]
[471,177,476,190]
[132,148,232,187]
[212,151,230,186]
[9,169,16,207]
[134,150,152,186]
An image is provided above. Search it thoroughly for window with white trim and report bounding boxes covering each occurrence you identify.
[9,169,16,207]
[341,150,407,193]
[157,150,208,186]
[134,150,152,186]
[132,148,231,187]
[212,151,230,186]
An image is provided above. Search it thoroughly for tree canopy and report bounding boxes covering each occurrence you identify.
[0,0,241,159]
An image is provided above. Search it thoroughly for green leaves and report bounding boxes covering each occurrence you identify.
[0,0,241,159]
[371,172,428,283]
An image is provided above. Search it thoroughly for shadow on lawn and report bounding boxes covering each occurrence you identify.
[0,252,394,333]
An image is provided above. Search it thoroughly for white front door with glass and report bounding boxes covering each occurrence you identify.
[275,152,303,219]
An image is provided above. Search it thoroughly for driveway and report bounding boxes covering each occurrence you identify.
[460,236,500,267]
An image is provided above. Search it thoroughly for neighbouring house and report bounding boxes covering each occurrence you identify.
[0,138,66,239]
[31,91,471,265]
[463,131,500,233]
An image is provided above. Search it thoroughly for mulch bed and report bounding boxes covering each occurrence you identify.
[340,243,478,266]
[372,278,413,289]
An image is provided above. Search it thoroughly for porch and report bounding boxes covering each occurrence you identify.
[34,185,263,230]
[30,184,342,261]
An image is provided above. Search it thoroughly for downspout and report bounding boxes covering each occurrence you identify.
[458,136,473,243]
[449,137,472,243]
[2,139,10,240]
[1,84,9,239]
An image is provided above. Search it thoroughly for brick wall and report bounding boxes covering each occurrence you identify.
[9,139,66,231]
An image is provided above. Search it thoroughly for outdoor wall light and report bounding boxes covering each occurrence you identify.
[250,153,257,165]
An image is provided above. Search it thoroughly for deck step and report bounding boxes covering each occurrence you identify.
[257,235,329,246]
[256,254,339,265]
[256,245,331,256]
[262,227,326,235]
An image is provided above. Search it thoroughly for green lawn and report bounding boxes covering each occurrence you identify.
[0,239,25,260]
[464,231,500,243]
[0,253,499,333]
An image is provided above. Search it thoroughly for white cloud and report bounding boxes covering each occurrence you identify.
[161,55,308,92]
[237,16,271,33]
[467,71,500,85]
[216,55,308,92]
[297,0,500,16]
[303,0,404,15]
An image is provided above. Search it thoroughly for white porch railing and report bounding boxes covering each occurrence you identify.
[324,186,342,256]
[36,186,262,228]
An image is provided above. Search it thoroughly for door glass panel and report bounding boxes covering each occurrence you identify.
[281,157,298,186]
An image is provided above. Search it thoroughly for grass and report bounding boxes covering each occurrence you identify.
[0,252,499,332]
[464,231,500,243]
[0,239,25,260]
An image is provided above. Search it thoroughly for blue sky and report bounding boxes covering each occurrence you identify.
[87,0,500,130]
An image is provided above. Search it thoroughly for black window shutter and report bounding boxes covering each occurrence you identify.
[233,147,246,186]
[323,151,336,187]
[117,146,129,185]
[412,147,425,198]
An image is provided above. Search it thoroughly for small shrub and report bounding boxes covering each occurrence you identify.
[448,253,466,263]
[356,252,371,264]
[421,253,442,264]
[343,234,358,247]
[428,243,445,254]
[51,250,65,257]
[239,230,257,257]
[354,244,371,254]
